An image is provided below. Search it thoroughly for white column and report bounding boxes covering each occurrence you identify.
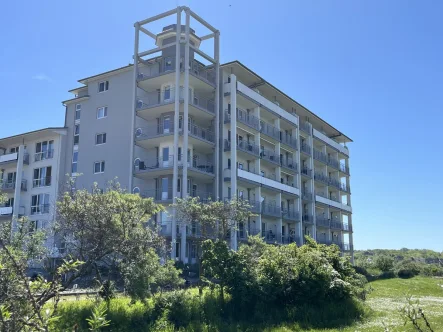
[171,8,182,260]
[129,23,140,191]
[214,31,220,200]
[181,8,191,262]
[12,145,24,237]
[229,74,237,250]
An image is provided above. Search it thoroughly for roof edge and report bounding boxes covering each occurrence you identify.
[0,127,68,142]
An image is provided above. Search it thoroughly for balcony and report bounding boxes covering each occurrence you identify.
[260,148,280,166]
[314,171,329,185]
[280,157,298,173]
[340,183,351,193]
[136,88,215,115]
[315,190,328,199]
[141,189,213,203]
[329,193,341,203]
[328,177,341,190]
[301,167,312,178]
[1,179,27,192]
[224,139,260,158]
[224,108,261,131]
[135,122,215,148]
[282,209,300,222]
[135,155,214,177]
[340,163,350,175]
[282,235,301,245]
[31,204,50,215]
[316,216,330,228]
[343,223,352,232]
[301,190,313,201]
[0,152,29,166]
[313,148,328,164]
[260,121,280,141]
[300,143,311,155]
[33,176,52,188]
[137,56,216,87]
[34,149,54,162]
[328,157,340,170]
[263,230,280,244]
[261,203,281,218]
[300,122,312,135]
[330,221,342,230]
[0,205,25,218]
[302,214,314,224]
[280,134,298,150]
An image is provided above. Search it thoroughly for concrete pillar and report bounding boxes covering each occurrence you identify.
[229,74,237,251]
[171,9,182,260]
[11,145,24,237]
[181,8,190,262]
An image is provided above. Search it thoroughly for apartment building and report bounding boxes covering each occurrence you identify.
[0,128,67,252]
[60,7,354,263]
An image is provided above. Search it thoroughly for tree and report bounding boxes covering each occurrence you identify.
[56,181,168,301]
[374,254,394,272]
[0,217,82,332]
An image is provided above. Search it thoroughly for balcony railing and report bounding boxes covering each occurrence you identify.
[32,176,52,188]
[0,205,25,217]
[328,157,340,170]
[280,134,298,150]
[1,179,27,191]
[141,189,213,202]
[315,190,328,199]
[260,148,280,165]
[0,152,29,165]
[260,121,280,141]
[340,183,351,193]
[137,56,216,85]
[31,204,50,215]
[236,108,260,130]
[301,190,313,201]
[313,148,328,164]
[316,216,330,227]
[328,177,341,190]
[300,122,312,135]
[136,87,215,114]
[302,214,314,223]
[301,167,312,177]
[329,193,341,203]
[263,230,280,244]
[342,223,352,232]
[282,209,300,221]
[301,143,311,155]
[340,163,350,175]
[34,149,54,162]
[261,203,281,218]
[330,221,342,230]
[280,157,298,172]
[135,122,214,144]
[228,140,260,157]
[314,171,329,185]
[136,155,214,175]
[282,235,301,245]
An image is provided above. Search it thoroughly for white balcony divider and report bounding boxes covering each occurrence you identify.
[313,129,349,156]
[315,194,352,213]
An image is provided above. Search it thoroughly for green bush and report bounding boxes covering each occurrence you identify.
[395,260,422,279]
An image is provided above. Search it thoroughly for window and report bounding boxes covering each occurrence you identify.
[261,170,265,177]
[177,178,181,193]
[95,133,107,145]
[238,163,243,170]
[31,194,50,215]
[132,187,140,194]
[97,106,108,119]
[10,147,19,154]
[164,86,171,100]
[178,147,182,161]
[261,223,266,237]
[164,57,173,71]
[163,116,170,133]
[72,152,78,173]
[33,166,52,187]
[29,220,40,233]
[191,244,197,259]
[6,172,16,186]
[98,81,109,92]
[74,125,80,145]
[5,198,14,207]
[94,161,105,174]
[35,140,54,161]
[227,158,231,169]
[75,104,81,120]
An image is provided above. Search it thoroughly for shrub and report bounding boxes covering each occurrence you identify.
[374,254,394,272]
[395,260,422,279]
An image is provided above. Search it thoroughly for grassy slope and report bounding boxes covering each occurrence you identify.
[268,277,443,332]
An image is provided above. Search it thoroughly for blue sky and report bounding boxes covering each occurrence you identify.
[1,0,442,251]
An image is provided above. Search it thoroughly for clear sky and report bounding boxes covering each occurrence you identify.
[0,0,442,251]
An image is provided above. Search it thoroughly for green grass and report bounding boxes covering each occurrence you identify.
[266,276,443,332]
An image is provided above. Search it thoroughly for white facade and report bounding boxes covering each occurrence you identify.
[0,128,67,253]
[59,7,353,262]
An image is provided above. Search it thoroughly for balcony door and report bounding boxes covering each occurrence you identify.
[163,116,171,134]
[162,147,169,167]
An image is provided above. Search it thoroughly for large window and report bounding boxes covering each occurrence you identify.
[10,147,19,154]
[164,86,171,100]
[72,152,78,173]
[75,104,81,121]
[31,194,50,215]
[94,161,105,174]
[95,133,107,145]
[33,166,52,187]
[35,140,54,161]
[98,81,109,92]
[97,106,108,119]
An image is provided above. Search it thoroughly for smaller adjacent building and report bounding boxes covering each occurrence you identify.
[0,127,68,254]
